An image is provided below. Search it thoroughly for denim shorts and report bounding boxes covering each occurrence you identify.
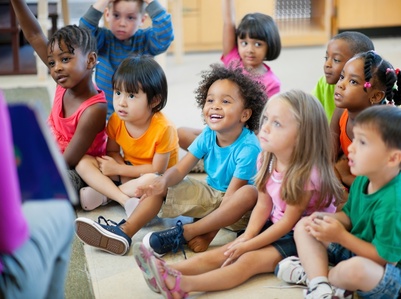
[261,220,297,258]
[327,243,401,299]
[327,242,355,265]
[357,263,401,299]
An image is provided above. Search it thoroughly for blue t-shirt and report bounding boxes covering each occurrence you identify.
[188,127,261,192]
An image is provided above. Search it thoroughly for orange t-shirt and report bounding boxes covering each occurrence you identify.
[339,109,352,157]
[106,112,178,168]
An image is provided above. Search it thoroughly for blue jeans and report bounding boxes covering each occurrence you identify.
[0,200,75,299]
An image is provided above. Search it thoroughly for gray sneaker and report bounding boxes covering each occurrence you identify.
[275,256,308,285]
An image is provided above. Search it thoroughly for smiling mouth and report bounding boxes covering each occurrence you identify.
[210,114,223,119]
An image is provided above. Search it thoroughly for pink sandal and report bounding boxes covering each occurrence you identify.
[149,257,188,299]
[80,187,109,211]
[133,242,160,293]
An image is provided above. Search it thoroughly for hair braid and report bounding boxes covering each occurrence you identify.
[363,50,375,84]
[48,25,97,55]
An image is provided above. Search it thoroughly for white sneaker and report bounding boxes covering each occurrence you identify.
[303,281,333,299]
[333,286,354,299]
[275,256,308,285]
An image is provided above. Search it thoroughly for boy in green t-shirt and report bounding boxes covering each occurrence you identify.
[276,105,401,299]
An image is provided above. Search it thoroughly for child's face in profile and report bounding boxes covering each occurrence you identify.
[348,124,390,177]
[106,1,145,41]
[203,79,251,136]
[334,58,373,111]
[258,98,298,159]
[324,39,354,85]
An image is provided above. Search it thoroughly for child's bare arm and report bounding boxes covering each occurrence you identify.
[309,216,387,266]
[330,107,344,159]
[222,0,237,56]
[335,156,355,187]
[63,103,107,168]
[10,0,49,64]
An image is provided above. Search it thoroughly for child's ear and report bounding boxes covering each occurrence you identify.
[388,149,401,168]
[369,89,386,105]
[87,52,97,69]
[150,95,161,109]
[241,108,252,123]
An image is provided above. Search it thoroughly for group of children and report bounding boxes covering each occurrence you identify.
[2,0,401,298]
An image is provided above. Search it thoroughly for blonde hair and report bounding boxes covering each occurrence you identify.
[254,89,344,209]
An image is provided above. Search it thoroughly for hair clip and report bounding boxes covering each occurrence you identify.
[396,68,400,75]
[364,82,372,88]
[386,68,393,74]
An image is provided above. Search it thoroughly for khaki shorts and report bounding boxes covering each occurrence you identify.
[158,176,250,231]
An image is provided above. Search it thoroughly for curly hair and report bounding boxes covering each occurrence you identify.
[194,63,268,132]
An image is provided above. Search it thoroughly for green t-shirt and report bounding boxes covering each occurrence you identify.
[311,76,336,122]
[343,173,401,267]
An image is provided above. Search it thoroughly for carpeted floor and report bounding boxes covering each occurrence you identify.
[2,86,51,116]
[3,87,94,299]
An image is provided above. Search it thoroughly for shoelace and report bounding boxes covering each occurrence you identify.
[97,216,119,226]
[159,220,187,259]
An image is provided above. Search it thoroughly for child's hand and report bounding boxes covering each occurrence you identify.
[134,176,166,201]
[305,215,346,244]
[96,156,119,176]
[221,238,249,267]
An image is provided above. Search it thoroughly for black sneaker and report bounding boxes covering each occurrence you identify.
[75,216,131,255]
[142,220,186,258]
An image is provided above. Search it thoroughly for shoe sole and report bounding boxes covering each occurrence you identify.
[75,218,129,255]
[133,243,160,293]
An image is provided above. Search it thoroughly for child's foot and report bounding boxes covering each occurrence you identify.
[75,216,131,255]
[275,256,308,285]
[80,187,109,211]
[303,281,333,299]
[133,242,160,293]
[143,220,186,258]
[187,232,215,252]
[149,257,188,299]
[124,197,139,217]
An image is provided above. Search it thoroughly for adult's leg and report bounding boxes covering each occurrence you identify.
[0,200,74,299]
[185,185,257,252]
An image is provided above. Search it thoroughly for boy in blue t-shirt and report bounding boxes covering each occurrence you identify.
[276,105,401,299]
[74,64,267,256]
[80,0,174,118]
